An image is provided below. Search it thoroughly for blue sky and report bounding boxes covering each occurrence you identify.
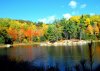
[0,0,100,23]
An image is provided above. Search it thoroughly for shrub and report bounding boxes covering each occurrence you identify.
[0,36,5,44]
[33,37,38,42]
[40,36,46,42]
[48,36,57,43]
[82,33,97,40]
[23,39,28,43]
[97,33,100,40]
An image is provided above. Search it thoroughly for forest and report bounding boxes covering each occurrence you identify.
[0,15,100,44]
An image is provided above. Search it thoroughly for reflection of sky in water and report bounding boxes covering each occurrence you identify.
[0,42,100,70]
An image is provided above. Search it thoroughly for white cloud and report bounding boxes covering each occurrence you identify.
[47,16,56,23]
[38,18,47,23]
[63,13,72,20]
[80,4,87,8]
[69,1,77,8]
[38,16,56,23]
[90,13,95,16]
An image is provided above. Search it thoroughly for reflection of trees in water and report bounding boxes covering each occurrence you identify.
[1,55,100,71]
[74,42,93,71]
[87,41,92,71]
[71,42,100,71]
[1,43,100,71]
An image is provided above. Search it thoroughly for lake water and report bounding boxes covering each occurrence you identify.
[0,42,100,71]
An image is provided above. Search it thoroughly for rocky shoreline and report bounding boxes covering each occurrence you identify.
[0,40,100,48]
[40,40,91,46]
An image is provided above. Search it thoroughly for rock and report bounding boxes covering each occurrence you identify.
[6,44,12,48]
[40,40,89,46]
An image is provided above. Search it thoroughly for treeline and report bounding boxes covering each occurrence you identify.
[0,15,100,44]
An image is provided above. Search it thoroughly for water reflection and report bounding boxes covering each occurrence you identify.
[88,41,93,71]
[0,42,100,71]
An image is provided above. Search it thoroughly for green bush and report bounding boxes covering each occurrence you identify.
[33,37,38,42]
[48,36,57,43]
[0,36,5,44]
[97,33,100,40]
[23,39,28,43]
[40,36,46,42]
[91,34,97,40]
[82,33,97,40]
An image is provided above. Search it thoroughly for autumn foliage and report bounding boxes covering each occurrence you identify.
[0,15,100,43]
[7,28,18,41]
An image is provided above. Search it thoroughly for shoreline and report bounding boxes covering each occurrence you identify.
[40,40,91,46]
[0,40,100,48]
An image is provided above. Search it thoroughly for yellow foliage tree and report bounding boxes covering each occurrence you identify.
[90,15,99,22]
[42,24,48,35]
[85,18,90,26]
[70,16,80,24]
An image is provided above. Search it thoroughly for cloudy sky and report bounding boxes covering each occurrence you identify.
[0,0,100,23]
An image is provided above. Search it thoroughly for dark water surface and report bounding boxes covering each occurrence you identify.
[0,42,100,71]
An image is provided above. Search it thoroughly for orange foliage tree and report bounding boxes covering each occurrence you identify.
[7,28,18,41]
[86,25,94,35]
[93,22,99,35]
[24,28,33,42]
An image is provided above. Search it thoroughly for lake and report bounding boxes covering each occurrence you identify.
[0,42,100,71]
